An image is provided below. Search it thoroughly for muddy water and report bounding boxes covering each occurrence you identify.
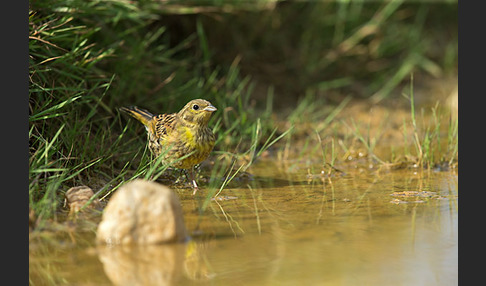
[29,159,457,285]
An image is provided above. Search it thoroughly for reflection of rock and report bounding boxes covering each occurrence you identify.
[65,186,102,218]
[96,179,188,244]
[97,243,186,286]
[97,241,213,285]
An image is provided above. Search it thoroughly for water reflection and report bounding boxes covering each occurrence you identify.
[29,165,457,285]
[176,165,457,285]
[97,241,212,285]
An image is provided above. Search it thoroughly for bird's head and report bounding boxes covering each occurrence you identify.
[178,99,217,126]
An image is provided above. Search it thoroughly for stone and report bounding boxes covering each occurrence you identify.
[64,186,102,218]
[96,179,188,245]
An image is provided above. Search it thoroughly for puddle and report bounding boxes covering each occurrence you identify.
[29,160,457,285]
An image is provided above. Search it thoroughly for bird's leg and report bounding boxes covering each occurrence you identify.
[189,167,199,195]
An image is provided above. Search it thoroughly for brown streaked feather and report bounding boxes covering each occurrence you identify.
[154,113,177,139]
[121,99,217,172]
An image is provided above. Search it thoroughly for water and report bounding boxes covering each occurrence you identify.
[29,161,458,285]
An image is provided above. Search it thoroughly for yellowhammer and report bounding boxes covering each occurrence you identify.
[120,99,217,195]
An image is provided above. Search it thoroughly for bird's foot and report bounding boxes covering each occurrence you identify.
[191,180,199,195]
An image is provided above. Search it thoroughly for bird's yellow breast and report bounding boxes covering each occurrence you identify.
[182,126,197,149]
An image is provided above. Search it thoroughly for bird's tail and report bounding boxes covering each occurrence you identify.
[119,106,154,127]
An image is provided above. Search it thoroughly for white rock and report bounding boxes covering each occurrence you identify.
[96,179,188,244]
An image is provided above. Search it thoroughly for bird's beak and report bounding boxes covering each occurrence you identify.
[204,105,217,112]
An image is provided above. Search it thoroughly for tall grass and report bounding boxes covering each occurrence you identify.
[29,0,284,222]
[401,74,458,169]
[29,0,457,224]
[202,1,456,104]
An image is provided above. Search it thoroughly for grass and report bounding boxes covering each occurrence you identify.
[29,0,457,226]
[400,74,458,169]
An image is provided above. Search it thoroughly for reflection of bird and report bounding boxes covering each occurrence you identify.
[120,99,217,194]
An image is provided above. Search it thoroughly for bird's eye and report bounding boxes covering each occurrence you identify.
[192,104,199,110]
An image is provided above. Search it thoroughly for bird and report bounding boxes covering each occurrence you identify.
[120,99,217,195]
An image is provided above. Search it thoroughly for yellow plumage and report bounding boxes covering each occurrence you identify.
[120,99,217,194]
